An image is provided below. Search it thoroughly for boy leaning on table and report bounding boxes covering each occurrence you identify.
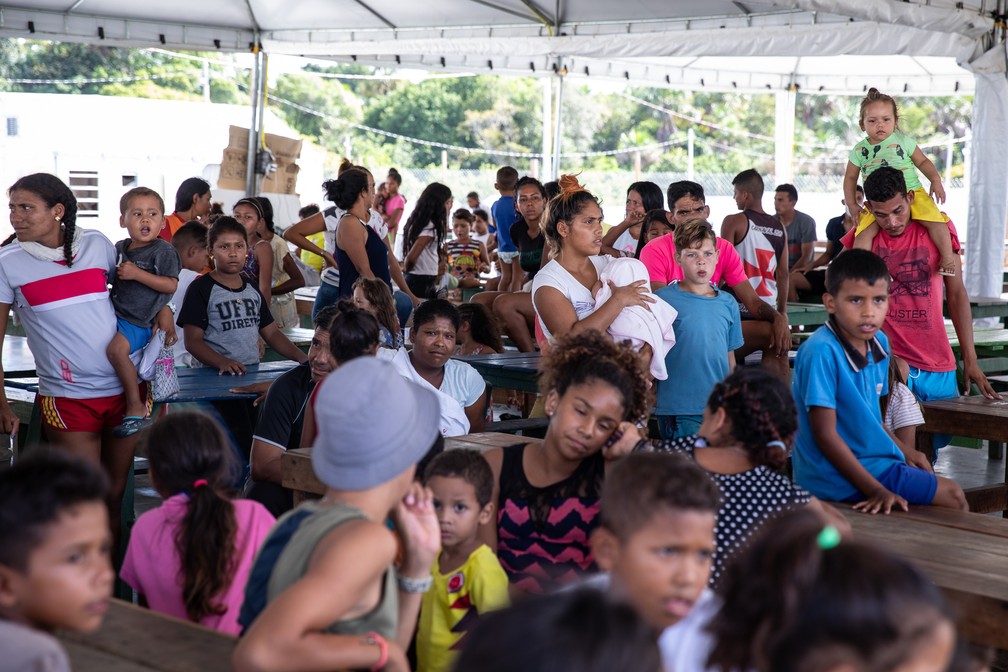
[0,452,114,672]
[791,248,968,514]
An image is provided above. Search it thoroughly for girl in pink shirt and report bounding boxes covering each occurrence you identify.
[120,411,275,635]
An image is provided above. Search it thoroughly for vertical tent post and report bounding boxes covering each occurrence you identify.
[541,76,553,179]
[773,85,796,187]
[245,46,266,195]
[551,70,565,179]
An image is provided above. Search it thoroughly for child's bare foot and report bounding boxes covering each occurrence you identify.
[938,253,958,277]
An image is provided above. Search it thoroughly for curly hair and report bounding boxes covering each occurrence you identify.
[705,367,796,470]
[352,276,400,338]
[9,173,78,267]
[539,330,651,424]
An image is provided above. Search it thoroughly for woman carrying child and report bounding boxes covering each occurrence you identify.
[402,183,453,300]
[0,173,142,544]
[480,330,650,595]
[121,411,275,634]
[638,367,836,586]
[253,196,305,329]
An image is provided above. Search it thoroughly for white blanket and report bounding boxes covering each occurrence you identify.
[594,257,677,380]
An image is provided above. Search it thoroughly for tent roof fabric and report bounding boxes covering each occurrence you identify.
[0,1,996,93]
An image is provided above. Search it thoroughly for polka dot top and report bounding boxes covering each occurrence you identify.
[653,435,812,588]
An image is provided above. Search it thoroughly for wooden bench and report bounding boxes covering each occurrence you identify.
[60,599,235,672]
[282,432,539,503]
[916,396,1008,513]
[838,504,1008,650]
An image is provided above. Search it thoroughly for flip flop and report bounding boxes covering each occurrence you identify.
[113,416,153,439]
[938,269,956,277]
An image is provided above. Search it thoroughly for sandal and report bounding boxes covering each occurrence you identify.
[113,416,153,438]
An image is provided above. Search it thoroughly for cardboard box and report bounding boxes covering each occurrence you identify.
[218,126,302,195]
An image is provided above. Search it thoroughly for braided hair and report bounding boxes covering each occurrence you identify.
[8,173,78,267]
[705,367,796,470]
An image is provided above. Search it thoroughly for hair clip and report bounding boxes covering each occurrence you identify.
[193,479,208,489]
[816,525,841,550]
[767,440,787,451]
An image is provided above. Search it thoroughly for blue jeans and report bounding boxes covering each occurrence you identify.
[393,290,414,330]
[312,281,341,321]
[657,414,703,440]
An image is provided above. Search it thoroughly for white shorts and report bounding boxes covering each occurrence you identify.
[498,250,520,263]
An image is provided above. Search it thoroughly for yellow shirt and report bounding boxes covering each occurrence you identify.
[417,544,509,672]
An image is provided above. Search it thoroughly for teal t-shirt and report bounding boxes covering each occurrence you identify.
[655,283,743,416]
[849,130,922,190]
[792,324,905,501]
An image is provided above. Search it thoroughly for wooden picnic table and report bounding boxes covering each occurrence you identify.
[262,326,314,361]
[282,432,537,502]
[948,295,1008,323]
[838,505,1008,649]
[60,599,235,672]
[1,335,35,377]
[915,396,1008,514]
[454,351,542,394]
[786,302,830,327]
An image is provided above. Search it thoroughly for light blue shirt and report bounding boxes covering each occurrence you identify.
[792,322,905,501]
[655,283,743,416]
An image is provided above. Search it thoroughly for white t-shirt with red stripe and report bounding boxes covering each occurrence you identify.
[0,229,121,398]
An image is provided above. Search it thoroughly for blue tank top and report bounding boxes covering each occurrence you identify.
[335,215,392,298]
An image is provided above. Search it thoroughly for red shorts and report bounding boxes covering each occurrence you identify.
[40,383,150,434]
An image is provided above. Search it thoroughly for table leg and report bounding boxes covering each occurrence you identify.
[990,441,1005,461]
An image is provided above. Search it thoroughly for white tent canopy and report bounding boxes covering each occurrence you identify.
[1,0,1006,296]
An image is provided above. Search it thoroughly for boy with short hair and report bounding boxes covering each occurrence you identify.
[792,248,968,513]
[169,221,210,368]
[0,452,114,671]
[590,451,722,672]
[107,187,182,436]
[417,449,509,672]
[654,219,743,439]
[491,166,520,291]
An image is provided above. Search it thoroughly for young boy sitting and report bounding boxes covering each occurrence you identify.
[107,187,181,437]
[233,357,441,672]
[792,249,968,513]
[655,218,743,439]
[589,451,722,672]
[418,449,509,672]
[169,221,210,368]
[0,452,114,669]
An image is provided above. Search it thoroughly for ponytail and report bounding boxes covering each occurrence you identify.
[139,412,239,623]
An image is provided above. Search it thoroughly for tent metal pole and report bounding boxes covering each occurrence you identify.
[773,85,796,187]
[244,48,263,195]
[551,71,565,178]
[541,77,552,179]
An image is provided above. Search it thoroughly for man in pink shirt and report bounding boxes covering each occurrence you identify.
[845,167,998,420]
[640,181,791,362]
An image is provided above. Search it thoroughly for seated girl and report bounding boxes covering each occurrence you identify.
[388,299,487,436]
[637,367,838,587]
[454,303,503,356]
[177,217,307,374]
[479,330,650,595]
[121,411,275,635]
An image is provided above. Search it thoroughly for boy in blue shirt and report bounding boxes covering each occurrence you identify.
[490,166,520,291]
[792,249,967,513]
[655,218,743,439]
